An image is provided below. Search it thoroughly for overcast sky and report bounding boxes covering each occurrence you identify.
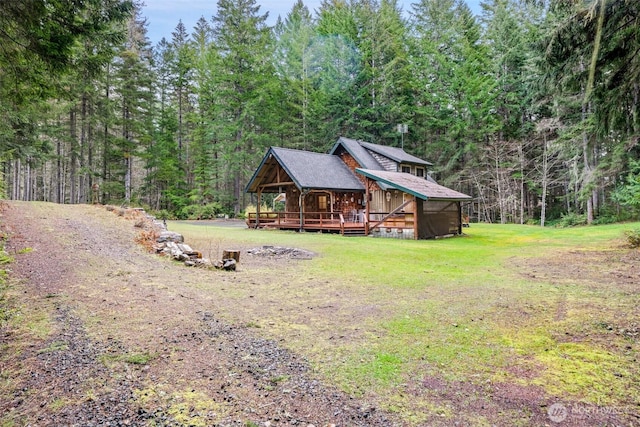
[141,0,483,45]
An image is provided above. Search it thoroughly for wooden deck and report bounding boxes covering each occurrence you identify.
[246,211,367,235]
[246,211,420,237]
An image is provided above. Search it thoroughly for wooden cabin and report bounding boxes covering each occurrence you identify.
[245,137,472,239]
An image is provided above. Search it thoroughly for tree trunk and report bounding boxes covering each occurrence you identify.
[541,134,548,227]
[69,107,78,204]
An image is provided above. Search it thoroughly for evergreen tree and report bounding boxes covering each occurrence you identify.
[190,17,220,207]
[314,0,362,146]
[209,0,276,214]
[110,5,154,205]
[0,0,133,199]
[352,0,413,144]
[273,1,318,150]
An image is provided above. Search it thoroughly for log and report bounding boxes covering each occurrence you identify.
[222,250,240,263]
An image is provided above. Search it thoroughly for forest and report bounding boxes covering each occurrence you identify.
[1,0,639,225]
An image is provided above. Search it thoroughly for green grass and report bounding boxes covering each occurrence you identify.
[170,221,640,423]
[100,351,156,367]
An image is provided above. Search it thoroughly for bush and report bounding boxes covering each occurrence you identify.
[592,215,618,225]
[625,229,640,248]
[555,212,587,228]
[177,203,222,220]
[242,203,271,218]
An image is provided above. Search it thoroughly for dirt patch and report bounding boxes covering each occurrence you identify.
[517,248,640,292]
[0,201,397,426]
[514,247,640,343]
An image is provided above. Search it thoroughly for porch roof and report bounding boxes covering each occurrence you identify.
[356,169,472,201]
[246,147,365,193]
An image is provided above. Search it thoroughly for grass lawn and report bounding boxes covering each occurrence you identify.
[170,220,640,425]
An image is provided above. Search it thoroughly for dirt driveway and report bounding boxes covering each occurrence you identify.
[0,201,396,426]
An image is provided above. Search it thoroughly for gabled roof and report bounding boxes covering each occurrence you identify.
[356,169,472,201]
[329,137,384,170]
[359,141,433,167]
[245,147,365,193]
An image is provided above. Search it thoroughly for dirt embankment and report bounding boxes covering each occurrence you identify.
[0,201,396,426]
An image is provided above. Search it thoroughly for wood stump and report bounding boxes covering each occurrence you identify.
[222,250,240,263]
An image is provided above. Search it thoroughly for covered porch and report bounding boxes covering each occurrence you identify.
[244,147,369,235]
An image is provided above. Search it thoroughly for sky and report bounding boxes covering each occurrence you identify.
[141,0,483,45]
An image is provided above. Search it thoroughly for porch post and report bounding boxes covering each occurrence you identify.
[298,189,305,232]
[256,188,262,228]
[365,178,370,235]
[413,196,419,240]
[457,201,462,235]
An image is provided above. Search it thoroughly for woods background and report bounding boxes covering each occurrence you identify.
[1,0,639,226]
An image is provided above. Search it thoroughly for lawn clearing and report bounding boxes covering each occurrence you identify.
[169,221,640,425]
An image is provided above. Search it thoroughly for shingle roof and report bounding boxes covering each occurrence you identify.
[359,141,433,166]
[245,147,365,193]
[356,169,472,201]
[329,137,383,170]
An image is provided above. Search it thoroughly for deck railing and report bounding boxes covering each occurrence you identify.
[247,211,343,228]
[247,211,410,232]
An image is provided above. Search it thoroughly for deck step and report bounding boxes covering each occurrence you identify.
[342,229,367,237]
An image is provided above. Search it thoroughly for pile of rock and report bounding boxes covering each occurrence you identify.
[247,246,315,259]
[152,230,238,271]
[153,231,210,267]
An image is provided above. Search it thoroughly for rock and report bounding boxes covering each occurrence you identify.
[177,243,193,253]
[223,259,236,271]
[157,231,184,244]
[247,246,314,259]
[214,258,236,271]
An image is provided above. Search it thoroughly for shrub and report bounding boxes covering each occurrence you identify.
[241,203,271,220]
[555,212,587,228]
[177,203,222,220]
[625,229,640,248]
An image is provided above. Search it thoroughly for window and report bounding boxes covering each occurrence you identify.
[318,195,327,210]
[416,168,424,177]
[401,165,411,173]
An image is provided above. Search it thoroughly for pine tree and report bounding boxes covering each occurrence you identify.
[209,0,276,215]
[190,17,220,207]
[110,5,155,205]
[273,1,317,150]
[352,0,413,144]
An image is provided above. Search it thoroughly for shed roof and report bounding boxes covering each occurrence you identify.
[356,168,472,201]
[245,147,365,193]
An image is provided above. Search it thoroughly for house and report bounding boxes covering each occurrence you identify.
[245,137,472,239]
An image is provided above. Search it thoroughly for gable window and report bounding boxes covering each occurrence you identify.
[401,165,411,174]
[416,168,424,177]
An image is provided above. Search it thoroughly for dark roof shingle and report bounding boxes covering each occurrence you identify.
[329,137,384,170]
[246,147,365,193]
[359,141,432,166]
[356,169,471,201]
